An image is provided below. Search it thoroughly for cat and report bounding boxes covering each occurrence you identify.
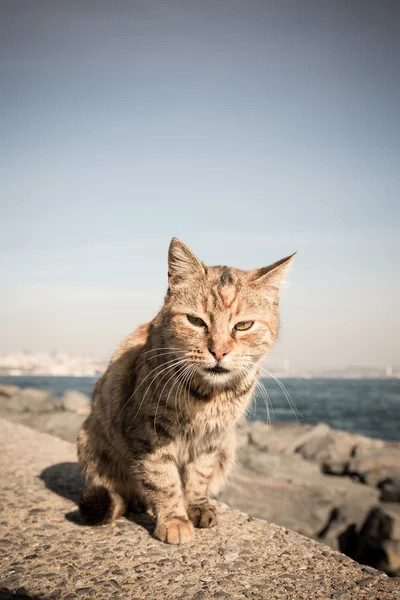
[77,238,295,544]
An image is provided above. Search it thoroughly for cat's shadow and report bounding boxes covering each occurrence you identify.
[39,462,154,534]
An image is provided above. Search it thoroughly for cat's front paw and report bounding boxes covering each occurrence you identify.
[154,517,194,544]
[188,504,218,528]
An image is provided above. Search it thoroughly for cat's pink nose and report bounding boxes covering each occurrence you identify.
[208,348,228,361]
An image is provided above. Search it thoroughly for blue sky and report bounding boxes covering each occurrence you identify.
[1,1,399,370]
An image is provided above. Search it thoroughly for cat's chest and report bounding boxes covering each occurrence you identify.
[175,430,221,466]
[175,406,233,463]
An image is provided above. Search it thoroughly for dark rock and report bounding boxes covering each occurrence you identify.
[349,451,400,501]
[355,503,400,576]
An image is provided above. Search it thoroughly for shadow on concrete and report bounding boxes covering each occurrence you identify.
[39,462,154,534]
[40,462,83,503]
[0,590,51,600]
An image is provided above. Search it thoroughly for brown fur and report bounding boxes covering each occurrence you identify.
[77,238,294,544]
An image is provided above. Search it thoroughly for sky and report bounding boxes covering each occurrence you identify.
[1,1,399,371]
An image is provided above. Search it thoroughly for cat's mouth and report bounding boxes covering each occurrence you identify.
[204,365,230,374]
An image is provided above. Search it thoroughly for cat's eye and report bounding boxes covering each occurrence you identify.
[234,321,254,331]
[187,315,207,328]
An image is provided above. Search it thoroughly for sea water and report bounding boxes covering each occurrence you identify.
[1,375,399,442]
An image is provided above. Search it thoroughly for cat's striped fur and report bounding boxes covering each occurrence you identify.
[77,238,294,544]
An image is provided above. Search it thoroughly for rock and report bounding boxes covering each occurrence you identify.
[220,427,400,572]
[61,390,91,414]
[236,444,321,482]
[220,453,379,550]
[355,503,400,576]
[290,423,385,475]
[1,410,85,443]
[349,451,400,501]
[238,421,394,481]
[235,419,251,448]
[220,469,339,539]
[0,387,87,440]
[0,384,21,398]
[39,411,86,443]
[0,388,56,414]
[238,420,312,453]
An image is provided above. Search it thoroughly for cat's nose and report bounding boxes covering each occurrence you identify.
[208,348,228,362]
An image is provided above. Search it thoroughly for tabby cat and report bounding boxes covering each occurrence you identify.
[77,238,294,544]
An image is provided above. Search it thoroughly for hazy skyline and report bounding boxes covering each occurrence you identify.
[1,1,399,370]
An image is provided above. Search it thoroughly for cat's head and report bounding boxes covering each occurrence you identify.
[163,238,295,388]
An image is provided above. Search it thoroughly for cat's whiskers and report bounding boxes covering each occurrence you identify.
[258,379,274,425]
[247,361,303,421]
[139,347,185,356]
[176,362,197,410]
[146,356,202,431]
[175,363,196,424]
[263,355,286,367]
[130,358,189,420]
[118,356,183,421]
[264,355,307,386]
[170,366,188,426]
[131,355,187,398]
[241,365,272,424]
[185,364,199,415]
[237,368,257,421]
[146,350,188,362]
[153,362,192,437]
[140,359,188,406]
[132,352,202,421]
[169,363,197,428]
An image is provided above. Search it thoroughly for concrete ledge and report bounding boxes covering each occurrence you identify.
[0,419,399,600]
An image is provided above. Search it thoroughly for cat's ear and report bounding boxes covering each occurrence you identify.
[168,238,205,283]
[250,253,296,300]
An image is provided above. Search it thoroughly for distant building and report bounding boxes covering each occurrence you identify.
[0,351,106,377]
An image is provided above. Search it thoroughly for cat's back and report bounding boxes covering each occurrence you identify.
[110,322,152,363]
[91,320,153,413]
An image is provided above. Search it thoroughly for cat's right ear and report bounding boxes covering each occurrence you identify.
[168,238,205,285]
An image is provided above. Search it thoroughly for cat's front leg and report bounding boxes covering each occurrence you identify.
[184,451,219,529]
[138,447,193,544]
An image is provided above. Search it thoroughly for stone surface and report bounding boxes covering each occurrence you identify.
[0,384,21,398]
[239,420,386,476]
[1,392,400,577]
[61,391,91,414]
[225,426,399,568]
[219,454,379,546]
[0,388,56,414]
[38,411,87,443]
[349,451,400,502]
[2,411,86,443]
[0,419,399,600]
[237,421,313,453]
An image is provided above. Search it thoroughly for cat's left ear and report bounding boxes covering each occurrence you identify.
[250,253,296,300]
[168,237,205,283]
